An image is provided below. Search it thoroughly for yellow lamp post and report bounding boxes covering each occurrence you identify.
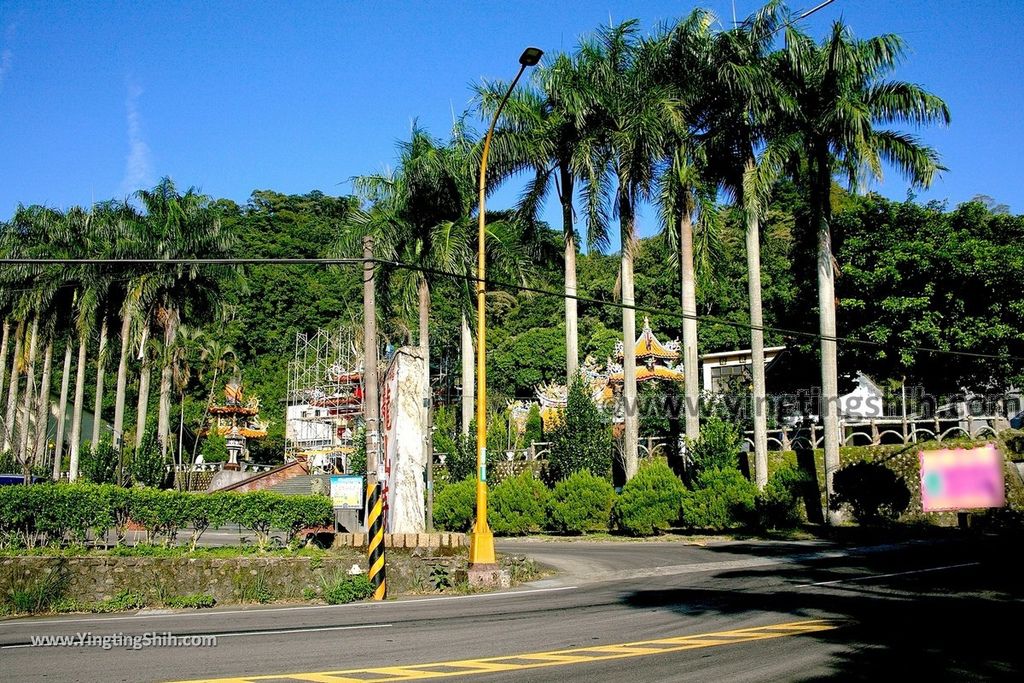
[469,46,543,568]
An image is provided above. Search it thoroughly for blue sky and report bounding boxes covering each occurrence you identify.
[1,1,1021,249]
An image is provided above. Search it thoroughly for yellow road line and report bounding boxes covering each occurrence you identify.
[169,619,840,683]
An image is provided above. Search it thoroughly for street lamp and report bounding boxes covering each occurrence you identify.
[470,46,543,569]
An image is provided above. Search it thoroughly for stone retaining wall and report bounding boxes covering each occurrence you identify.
[0,549,472,606]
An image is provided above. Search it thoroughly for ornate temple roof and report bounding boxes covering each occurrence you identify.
[608,365,685,384]
[615,317,680,362]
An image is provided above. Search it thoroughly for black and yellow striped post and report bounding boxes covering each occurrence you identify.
[366,481,386,600]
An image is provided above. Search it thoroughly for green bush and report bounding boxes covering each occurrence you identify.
[200,433,228,463]
[433,477,476,532]
[756,465,810,530]
[81,440,119,484]
[320,573,373,604]
[489,470,550,536]
[831,461,911,524]
[130,429,166,488]
[614,461,686,536]
[680,468,757,530]
[163,593,216,609]
[548,378,612,482]
[547,470,616,534]
[685,416,740,480]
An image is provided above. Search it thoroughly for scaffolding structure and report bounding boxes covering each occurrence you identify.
[285,327,364,468]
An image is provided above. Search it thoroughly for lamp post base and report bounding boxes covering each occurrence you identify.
[469,528,496,565]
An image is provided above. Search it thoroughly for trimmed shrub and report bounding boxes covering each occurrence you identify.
[831,461,911,524]
[0,484,336,549]
[274,495,333,543]
[183,491,231,550]
[685,416,740,480]
[548,379,612,482]
[756,465,811,530]
[614,461,686,536]
[547,470,616,534]
[433,477,476,532]
[489,470,550,536]
[680,468,757,530]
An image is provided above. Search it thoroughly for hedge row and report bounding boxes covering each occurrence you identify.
[0,484,332,550]
[434,462,807,536]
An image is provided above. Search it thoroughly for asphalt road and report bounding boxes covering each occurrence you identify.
[1,536,1020,682]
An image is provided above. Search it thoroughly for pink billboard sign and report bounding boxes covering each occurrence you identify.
[920,445,1005,512]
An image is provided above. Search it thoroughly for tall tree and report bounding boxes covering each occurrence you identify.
[701,1,789,489]
[135,178,235,457]
[476,51,607,387]
[575,21,680,480]
[656,8,722,445]
[774,21,949,514]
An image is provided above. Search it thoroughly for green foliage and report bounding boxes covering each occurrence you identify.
[491,324,566,398]
[162,593,216,609]
[200,433,228,463]
[130,428,166,488]
[81,440,119,484]
[489,470,550,536]
[680,468,757,530]
[433,477,476,532]
[831,461,911,524]
[548,378,612,482]
[348,425,367,476]
[614,461,686,536]
[96,589,148,612]
[524,403,544,446]
[834,196,1024,391]
[274,494,333,544]
[685,416,740,480]
[319,573,373,604]
[547,470,616,534]
[756,465,811,530]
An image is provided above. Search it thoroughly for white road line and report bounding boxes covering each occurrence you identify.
[0,624,393,650]
[794,562,980,588]
[0,586,578,629]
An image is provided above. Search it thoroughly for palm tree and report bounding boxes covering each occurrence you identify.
[773,22,949,513]
[654,9,723,445]
[699,1,789,489]
[574,21,680,481]
[134,178,235,457]
[170,326,201,466]
[476,51,607,387]
[190,335,236,463]
[343,125,477,432]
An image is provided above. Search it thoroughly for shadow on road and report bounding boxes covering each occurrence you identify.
[620,537,1022,680]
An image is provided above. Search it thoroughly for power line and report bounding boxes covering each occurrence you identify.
[2,254,1022,363]
[378,258,1024,364]
[0,258,364,266]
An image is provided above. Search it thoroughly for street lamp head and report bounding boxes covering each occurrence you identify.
[519,47,544,67]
